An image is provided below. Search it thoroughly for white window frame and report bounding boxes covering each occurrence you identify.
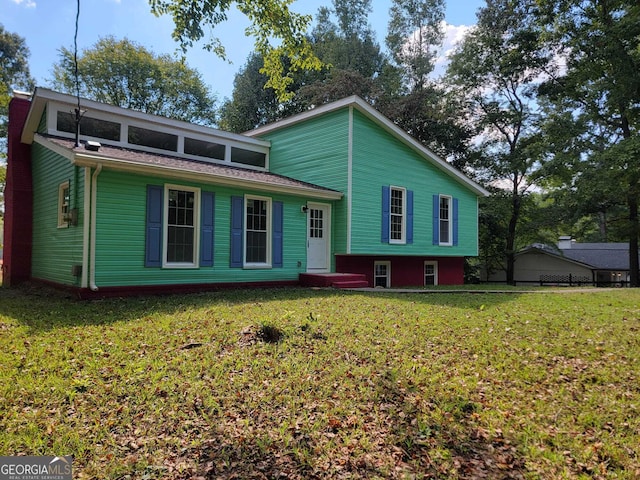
[163,184,200,269]
[374,261,391,288]
[389,186,406,244]
[439,195,453,246]
[244,194,272,268]
[57,181,70,228]
[424,261,438,286]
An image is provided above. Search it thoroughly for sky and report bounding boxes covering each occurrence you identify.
[2,0,485,101]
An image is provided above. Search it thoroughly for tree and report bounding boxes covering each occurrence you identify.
[536,0,640,286]
[51,36,217,126]
[447,0,551,285]
[386,0,445,91]
[219,53,303,133]
[148,0,322,100]
[1,24,35,159]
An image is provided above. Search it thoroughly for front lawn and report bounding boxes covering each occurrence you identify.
[1,286,639,479]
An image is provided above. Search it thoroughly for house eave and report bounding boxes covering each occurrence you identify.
[246,96,490,198]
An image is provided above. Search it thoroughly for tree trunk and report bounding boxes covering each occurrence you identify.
[629,195,639,287]
[505,193,521,285]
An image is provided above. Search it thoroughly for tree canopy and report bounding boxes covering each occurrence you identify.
[51,36,217,126]
[1,24,35,159]
[148,0,323,100]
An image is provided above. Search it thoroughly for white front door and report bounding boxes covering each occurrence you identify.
[306,203,331,272]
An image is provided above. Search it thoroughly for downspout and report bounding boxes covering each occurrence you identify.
[90,164,102,291]
[347,106,353,254]
[81,167,91,288]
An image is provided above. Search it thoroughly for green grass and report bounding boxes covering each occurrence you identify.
[1,285,639,479]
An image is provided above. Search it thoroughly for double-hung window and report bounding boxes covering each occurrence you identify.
[382,185,413,244]
[439,195,452,245]
[165,186,200,267]
[245,195,271,266]
[390,187,406,243]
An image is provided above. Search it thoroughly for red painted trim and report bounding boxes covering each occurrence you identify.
[3,96,33,286]
[28,278,301,299]
[335,255,465,287]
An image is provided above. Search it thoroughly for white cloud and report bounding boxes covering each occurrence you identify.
[431,22,473,78]
[12,0,36,7]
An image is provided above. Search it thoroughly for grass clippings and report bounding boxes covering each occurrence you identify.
[1,285,639,479]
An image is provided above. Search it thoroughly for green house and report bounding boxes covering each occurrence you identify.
[3,89,487,297]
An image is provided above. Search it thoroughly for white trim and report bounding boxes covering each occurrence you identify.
[389,185,407,245]
[81,168,91,288]
[247,96,489,198]
[374,260,391,288]
[438,194,453,247]
[347,106,353,254]
[424,261,438,286]
[243,194,272,269]
[22,88,270,148]
[306,202,332,272]
[89,164,102,291]
[57,181,70,228]
[162,184,201,269]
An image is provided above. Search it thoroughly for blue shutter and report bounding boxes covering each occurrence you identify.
[406,190,414,244]
[145,185,163,267]
[200,192,215,267]
[453,197,459,246]
[272,201,283,268]
[381,185,390,243]
[432,194,440,245]
[230,196,244,268]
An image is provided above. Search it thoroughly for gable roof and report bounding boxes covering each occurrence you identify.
[246,96,490,198]
[518,243,635,271]
[35,134,342,200]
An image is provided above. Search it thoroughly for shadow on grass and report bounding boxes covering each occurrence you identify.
[0,282,521,334]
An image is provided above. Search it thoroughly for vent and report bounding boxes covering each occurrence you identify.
[85,140,101,152]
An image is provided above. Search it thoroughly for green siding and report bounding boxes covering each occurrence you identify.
[37,107,47,133]
[351,110,478,256]
[93,170,310,287]
[261,109,350,258]
[31,143,85,285]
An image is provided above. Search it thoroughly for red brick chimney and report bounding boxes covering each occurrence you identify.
[3,94,33,286]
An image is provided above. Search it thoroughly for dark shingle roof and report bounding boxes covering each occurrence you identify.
[41,135,342,199]
[520,243,636,271]
[561,243,633,270]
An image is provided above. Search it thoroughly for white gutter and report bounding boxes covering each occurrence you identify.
[89,164,102,291]
[81,167,91,288]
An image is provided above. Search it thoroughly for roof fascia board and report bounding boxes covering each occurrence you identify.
[247,96,489,197]
[21,87,270,148]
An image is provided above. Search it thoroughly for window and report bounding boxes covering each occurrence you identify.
[382,186,413,244]
[164,186,200,267]
[439,195,452,245]
[309,208,323,239]
[245,195,271,266]
[231,147,266,168]
[184,137,225,160]
[374,261,391,288]
[129,125,178,152]
[57,181,70,228]
[390,187,406,243]
[424,261,438,286]
[56,111,121,141]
